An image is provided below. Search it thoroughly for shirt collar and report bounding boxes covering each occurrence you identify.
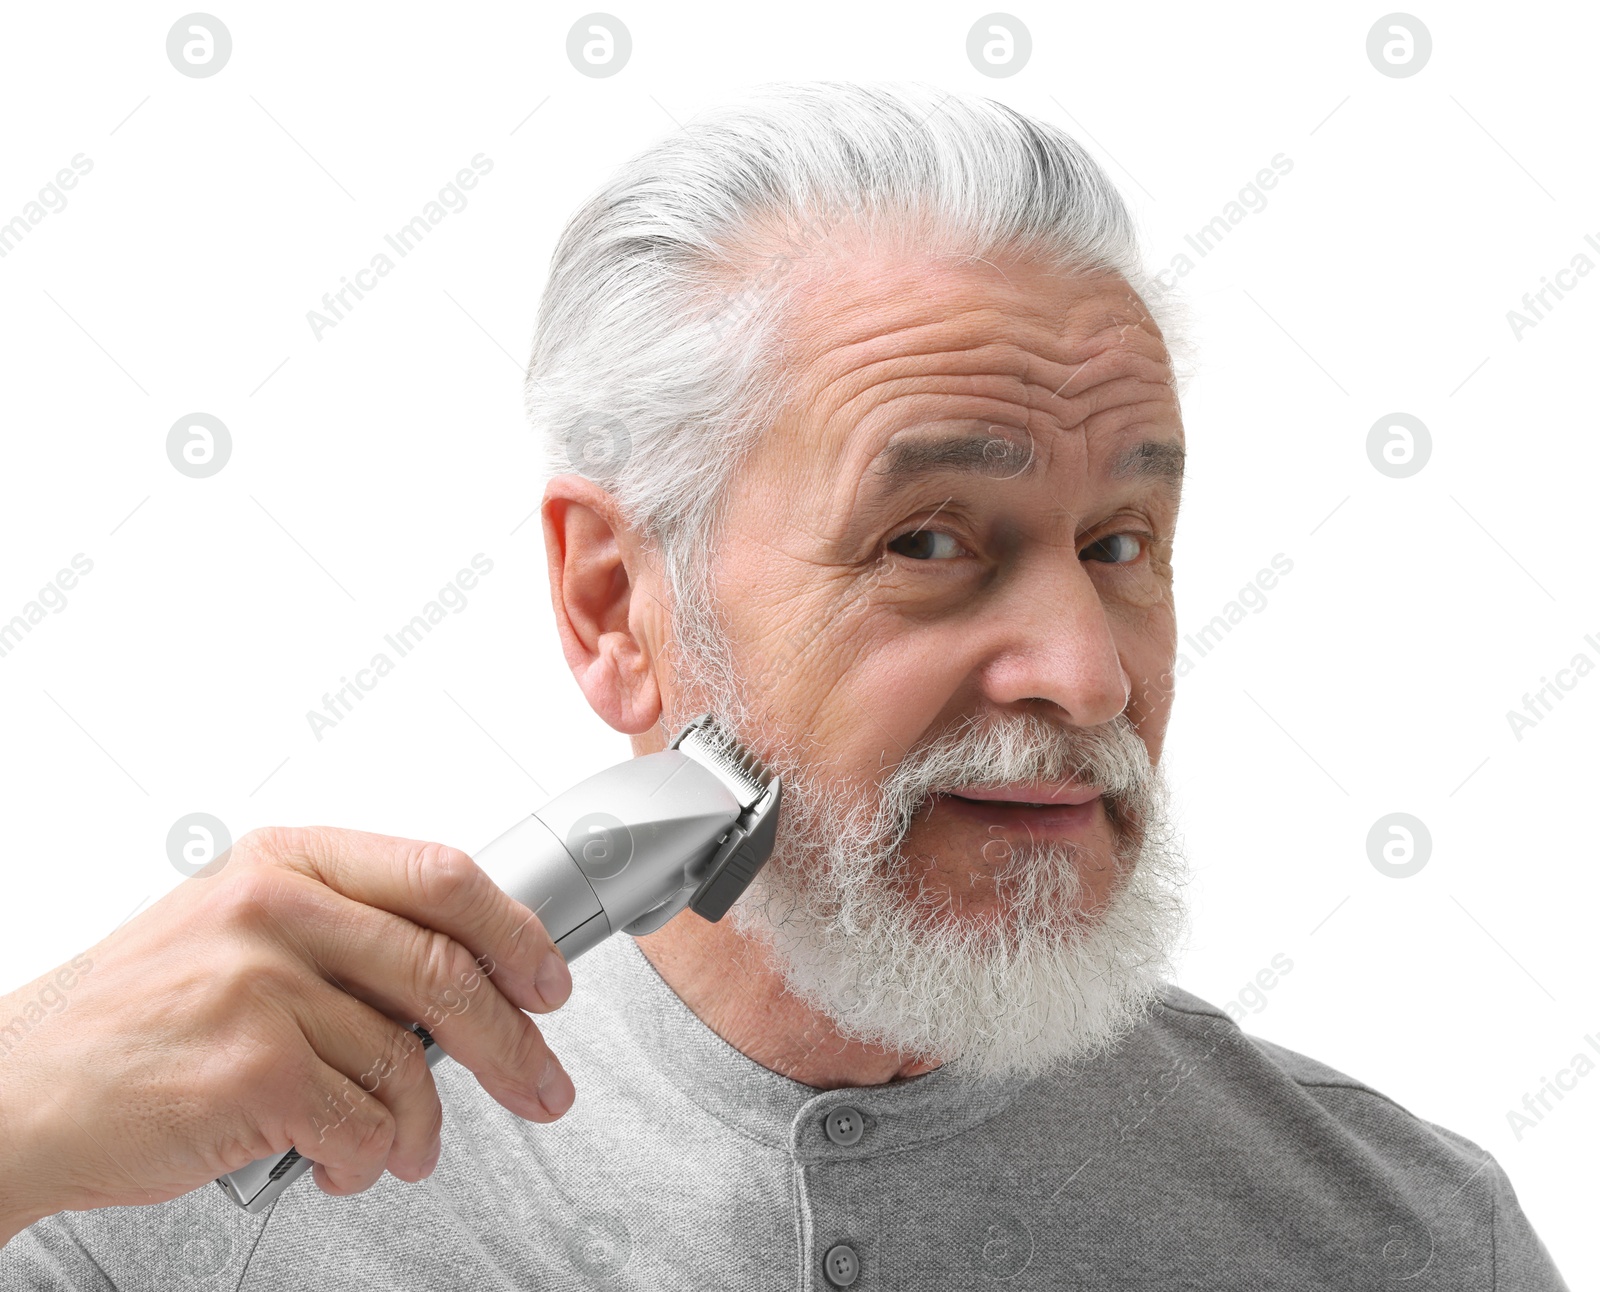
[573,931,1036,1155]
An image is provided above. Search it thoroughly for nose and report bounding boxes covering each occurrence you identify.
[976,558,1131,728]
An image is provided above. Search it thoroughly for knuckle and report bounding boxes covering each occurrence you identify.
[374,1026,433,1094]
[292,1081,383,1165]
[207,864,295,937]
[206,1025,309,1119]
[214,1126,284,1175]
[408,926,476,1018]
[349,1100,395,1156]
[232,825,301,867]
[405,841,480,914]
[232,957,308,1019]
[230,825,275,860]
[204,934,298,1017]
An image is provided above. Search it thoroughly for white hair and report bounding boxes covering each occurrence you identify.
[525,81,1191,627]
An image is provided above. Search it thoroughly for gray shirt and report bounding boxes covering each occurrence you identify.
[3,930,1569,1290]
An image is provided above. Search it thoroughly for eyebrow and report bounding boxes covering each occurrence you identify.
[867,428,1185,492]
[871,430,1039,481]
[1109,438,1186,484]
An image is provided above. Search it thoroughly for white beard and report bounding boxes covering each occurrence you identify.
[663,574,1190,1090]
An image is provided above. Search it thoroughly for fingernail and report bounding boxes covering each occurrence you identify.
[536,948,572,1008]
[538,1055,575,1116]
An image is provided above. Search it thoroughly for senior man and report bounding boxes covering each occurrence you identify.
[0,83,1567,1289]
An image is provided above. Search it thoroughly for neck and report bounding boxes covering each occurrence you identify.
[633,911,944,1090]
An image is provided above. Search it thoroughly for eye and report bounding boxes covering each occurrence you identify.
[1079,533,1145,565]
[887,528,968,561]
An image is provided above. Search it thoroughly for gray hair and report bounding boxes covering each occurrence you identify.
[525,81,1190,641]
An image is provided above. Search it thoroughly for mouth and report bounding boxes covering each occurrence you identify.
[928,782,1105,838]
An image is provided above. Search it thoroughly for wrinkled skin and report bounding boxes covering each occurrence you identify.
[542,244,1185,1089]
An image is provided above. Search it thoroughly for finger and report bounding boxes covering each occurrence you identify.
[287,1055,396,1199]
[222,960,441,1195]
[244,869,574,1121]
[292,980,445,1183]
[257,826,571,1015]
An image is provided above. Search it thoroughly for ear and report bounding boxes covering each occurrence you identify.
[540,475,664,736]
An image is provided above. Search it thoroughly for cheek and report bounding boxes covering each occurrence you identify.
[804,622,965,763]
[1115,596,1177,751]
[733,591,865,716]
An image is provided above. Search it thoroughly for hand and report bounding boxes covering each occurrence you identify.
[0,826,576,1240]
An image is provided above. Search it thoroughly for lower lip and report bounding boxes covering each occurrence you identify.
[930,792,1103,837]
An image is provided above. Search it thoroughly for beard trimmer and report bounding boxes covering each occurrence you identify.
[215,713,780,1214]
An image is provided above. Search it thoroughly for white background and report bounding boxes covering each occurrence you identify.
[1,1,1594,1282]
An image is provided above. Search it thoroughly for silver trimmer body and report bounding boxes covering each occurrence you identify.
[215,714,780,1214]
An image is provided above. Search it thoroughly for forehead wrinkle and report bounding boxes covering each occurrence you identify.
[770,243,1161,372]
[805,302,1161,384]
[793,346,1178,536]
[806,338,1145,436]
[782,262,1141,367]
[803,339,1175,491]
[757,256,1181,546]
[791,294,1173,432]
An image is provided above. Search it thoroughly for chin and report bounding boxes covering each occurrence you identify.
[729,819,1189,1088]
[896,840,1122,934]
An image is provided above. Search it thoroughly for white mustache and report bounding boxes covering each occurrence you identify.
[870,710,1158,847]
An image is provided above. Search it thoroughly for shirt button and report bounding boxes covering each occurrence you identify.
[823,1243,861,1287]
[824,1105,865,1146]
